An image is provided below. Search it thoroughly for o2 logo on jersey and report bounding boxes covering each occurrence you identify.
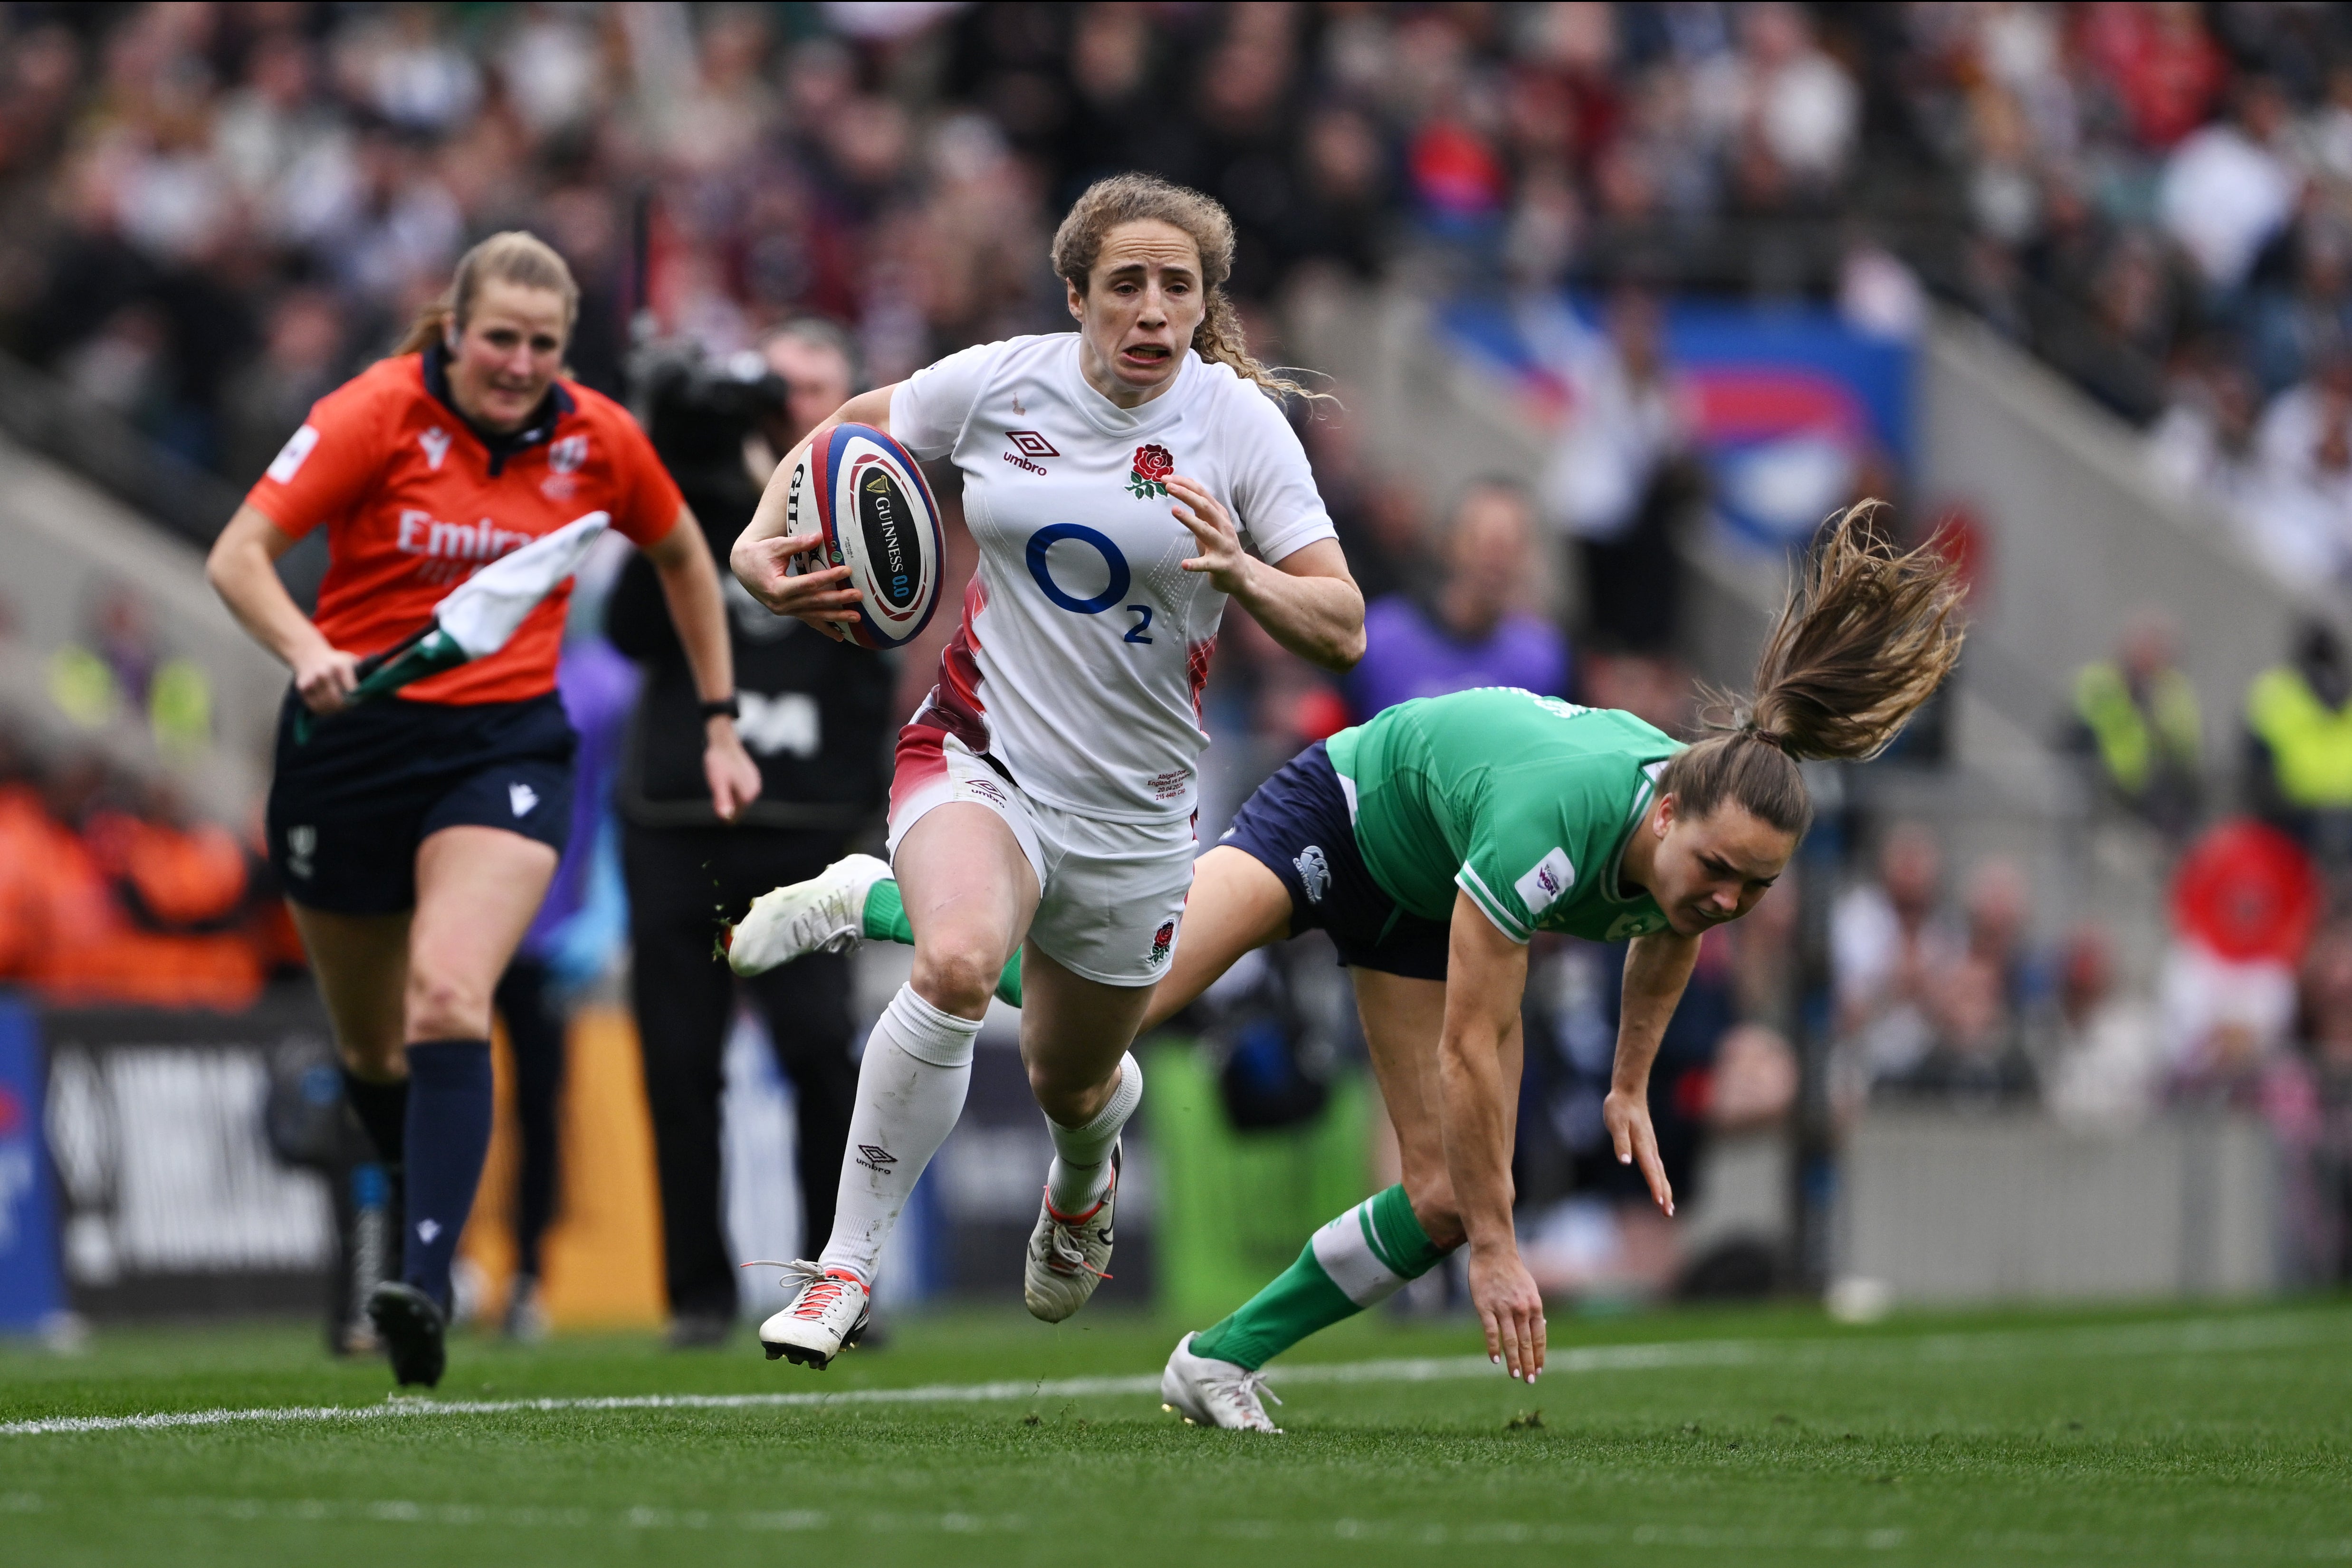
[1025,524,1157,645]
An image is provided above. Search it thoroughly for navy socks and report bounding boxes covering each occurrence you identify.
[399,1039,495,1314]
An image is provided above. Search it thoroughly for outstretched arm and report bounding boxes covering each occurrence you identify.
[1602,930,1703,1215]
[1166,476,1364,672]
[1437,890,1543,1382]
[729,385,897,631]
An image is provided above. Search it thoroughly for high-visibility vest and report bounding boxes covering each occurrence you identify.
[2247,665,2352,808]
[2074,661,2200,794]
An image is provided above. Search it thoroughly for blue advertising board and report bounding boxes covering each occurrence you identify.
[0,997,65,1330]
[1441,294,1913,549]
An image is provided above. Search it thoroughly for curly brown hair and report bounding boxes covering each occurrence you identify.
[1050,172,1326,403]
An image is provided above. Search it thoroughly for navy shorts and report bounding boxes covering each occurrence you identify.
[1218,740,1453,981]
[266,690,576,916]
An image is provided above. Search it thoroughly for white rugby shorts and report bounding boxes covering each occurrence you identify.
[887,727,1193,987]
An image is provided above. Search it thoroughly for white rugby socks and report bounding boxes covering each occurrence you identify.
[1045,1052,1141,1217]
[816,984,980,1286]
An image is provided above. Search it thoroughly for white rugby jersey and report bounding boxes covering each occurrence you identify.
[890,334,1336,822]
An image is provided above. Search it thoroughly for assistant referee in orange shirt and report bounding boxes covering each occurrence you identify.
[206,232,758,1388]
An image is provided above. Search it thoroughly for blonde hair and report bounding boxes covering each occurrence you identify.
[392,231,580,356]
[1050,173,1326,403]
[1658,501,1967,836]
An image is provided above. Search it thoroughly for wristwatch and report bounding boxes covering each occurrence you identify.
[698,696,740,721]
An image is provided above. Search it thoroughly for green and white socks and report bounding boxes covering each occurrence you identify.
[1188,1184,1455,1371]
[861,877,1023,1007]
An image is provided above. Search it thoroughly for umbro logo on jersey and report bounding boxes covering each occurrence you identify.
[419,426,452,470]
[1003,430,1055,476]
[549,434,588,473]
[855,1144,897,1173]
[509,782,539,817]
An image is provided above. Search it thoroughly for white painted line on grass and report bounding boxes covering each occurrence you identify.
[2,1310,2340,1440]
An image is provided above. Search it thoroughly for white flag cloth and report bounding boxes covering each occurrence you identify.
[432,511,610,659]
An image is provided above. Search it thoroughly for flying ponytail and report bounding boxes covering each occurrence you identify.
[1657,500,1967,836]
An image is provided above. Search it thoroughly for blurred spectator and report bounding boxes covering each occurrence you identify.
[746,317,860,481]
[2246,620,2352,868]
[2298,920,2352,1280]
[2160,76,2301,296]
[0,739,269,1010]
[1345,479,1567,719]
[1522,927,1749,1301]
[1308,411,1431,607]
[2065,612,2203,839]
[2146,354,2262,524]
[1534,288,1697,653]
[2044,922,2167,1129]
[1577,650,1695,736]
[2161,818,2318,1122]
[43,584,211,758]
[1832,822,1951,1084]
[1879,859,2043,1108]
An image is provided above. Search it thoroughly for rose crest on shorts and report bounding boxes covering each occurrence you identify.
[1126,443,1174,500]
[1150,919,1176,965]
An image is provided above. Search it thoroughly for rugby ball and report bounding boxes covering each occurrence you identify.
[786,422,944,650]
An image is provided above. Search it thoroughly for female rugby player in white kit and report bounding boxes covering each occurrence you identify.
[729,174,1365,1366]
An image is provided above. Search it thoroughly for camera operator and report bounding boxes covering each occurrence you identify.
[606,319,894,1347]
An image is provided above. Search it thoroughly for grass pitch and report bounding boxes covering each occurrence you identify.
[4,1300,2350,1567]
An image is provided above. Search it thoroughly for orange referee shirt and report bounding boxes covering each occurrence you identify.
[245,349,685,706]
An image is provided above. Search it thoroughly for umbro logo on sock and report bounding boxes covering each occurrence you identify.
[855,1144,896,1173]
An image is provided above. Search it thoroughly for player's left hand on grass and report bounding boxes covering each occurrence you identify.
[1604,1087,1675,1216]
[1169,476,1252,594]
[1469,1241,1547,1384]
[704,720,763,823]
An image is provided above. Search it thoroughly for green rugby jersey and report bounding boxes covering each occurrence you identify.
[1323,688,1684,944]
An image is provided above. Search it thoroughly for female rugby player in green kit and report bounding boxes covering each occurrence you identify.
[730,503,1962,1429]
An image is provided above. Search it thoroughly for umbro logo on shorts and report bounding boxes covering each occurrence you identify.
[509,782,539,817]
[856,1144,897,1173]
[287,825,316,880]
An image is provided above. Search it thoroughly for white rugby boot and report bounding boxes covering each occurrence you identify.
[726,854,890,976]
[751,1260,872,1370]
[1160,1332,1284,1433]
[1022,1144,1119,1323]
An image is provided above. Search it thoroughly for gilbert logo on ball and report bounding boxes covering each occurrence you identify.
[797,423,944,650]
